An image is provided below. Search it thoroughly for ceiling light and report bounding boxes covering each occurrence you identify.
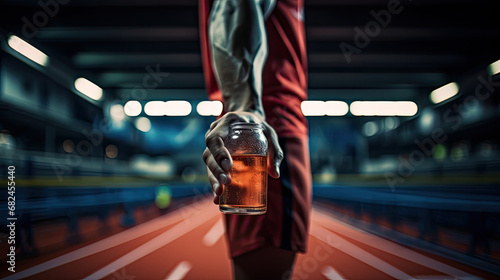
[144,101,166,116]
[74,77,103,101]
[7,35,49,66]
[489,59,500,76]
[165,101,192,116]
[301,101,326,116]
[197,101,223,116]
[325,101,349,116]
[124,100,142,117]
[430,82,459,104]
[350,101,418,116]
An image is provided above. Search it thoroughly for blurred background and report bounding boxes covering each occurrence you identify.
[0,0,500,278]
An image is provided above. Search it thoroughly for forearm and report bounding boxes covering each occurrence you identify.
[209,0,269,117]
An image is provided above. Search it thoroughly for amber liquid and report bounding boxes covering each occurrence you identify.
[220,155,267,215]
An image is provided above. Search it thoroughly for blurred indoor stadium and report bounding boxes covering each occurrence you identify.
[0,0,500,279]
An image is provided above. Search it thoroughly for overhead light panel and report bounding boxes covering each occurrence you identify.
[325,101,349,116]
[197,101,223,116]
[430,82,459,104]
[135,117,151,132]
[165,101,192,116]
[7,35,49,67]
[350,101,418,116]
[124,100,142,117]
[301,101,326,116]
[489,59,500,76]
[144,101,166,116]
[74,77,103,101]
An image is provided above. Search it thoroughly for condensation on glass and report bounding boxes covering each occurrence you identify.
[220,122,268,215]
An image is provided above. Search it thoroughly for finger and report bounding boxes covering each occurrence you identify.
[203,148,232,185]
[263,123,283,178]
[207,168,222,205]
[205,133,233,172]
[207,167,223,196]
[205,118,222,138]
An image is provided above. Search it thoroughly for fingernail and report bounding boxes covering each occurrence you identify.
[219,173,228,185]
[221,159,230,171]
[213,182,220,193]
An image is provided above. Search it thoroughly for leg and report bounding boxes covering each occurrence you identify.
[232,246,296,280]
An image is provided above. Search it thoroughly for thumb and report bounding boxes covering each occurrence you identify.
[264,123,283,179]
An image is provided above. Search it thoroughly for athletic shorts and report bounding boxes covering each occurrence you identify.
[224,136,312,258]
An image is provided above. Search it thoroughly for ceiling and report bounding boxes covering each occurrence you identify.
[1,0,500,104]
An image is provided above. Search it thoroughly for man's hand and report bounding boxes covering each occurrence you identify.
[203,111,283,204]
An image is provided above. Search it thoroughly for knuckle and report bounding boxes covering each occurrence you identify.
[209,166,223,178]
[210,121,218,131]
[212,149,227,162]
[202,149,210,162]
[205,134,217,147]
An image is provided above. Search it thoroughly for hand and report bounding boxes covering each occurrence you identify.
[203,111,283,204]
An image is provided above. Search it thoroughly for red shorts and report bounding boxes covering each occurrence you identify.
[224,136,312,258]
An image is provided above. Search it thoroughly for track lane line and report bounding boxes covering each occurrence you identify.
[2,199,211,280]
[164,261,192,280]
[321,266,345,280]
[310,223,413,280]
[203,217,224,246]
[312,208,478,279]
[82,206,219,280]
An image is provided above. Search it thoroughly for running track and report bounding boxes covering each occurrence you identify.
[1,198,496,280]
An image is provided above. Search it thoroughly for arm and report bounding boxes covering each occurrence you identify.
[203,0,282,204]
[209,0,273,115]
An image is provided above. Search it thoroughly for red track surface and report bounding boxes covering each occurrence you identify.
[1,198,497,280]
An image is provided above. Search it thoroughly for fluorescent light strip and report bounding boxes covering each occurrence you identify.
[430,82,459,104]
[165,101,192,116]
[74,77,103,101]
[144,101,166,116]
[301,101,348,116]
[489,59,500,76]
[350,101,418,116]
[197,101,223,116]
[7,35,49,67]
[124,100,142,117]
[325,101,349,116]
[301,101,325,116]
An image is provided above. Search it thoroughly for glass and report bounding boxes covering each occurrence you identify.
[219,122,268,215]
